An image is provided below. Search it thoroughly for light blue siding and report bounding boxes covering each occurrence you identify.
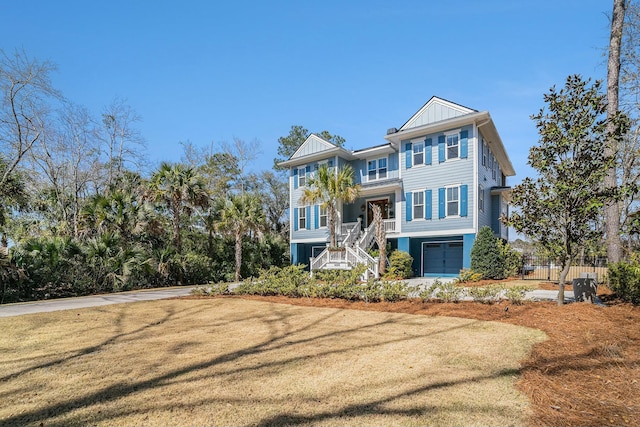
[400,124,475,234]
[463,233,476,269]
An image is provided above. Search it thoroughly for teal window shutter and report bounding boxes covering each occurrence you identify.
[460,185,468,217]
[405,143,413,169]
[460,130,468,159]
[314,205,319,229]
[293,208,299,231]
[425,138,432,165]
[406,192,413,221]
[305,165,311,175]
[293,168,298,189]
[438,188,445,218]
[438,135,446,163]
[425,189,432,219]
[306,206,311,230]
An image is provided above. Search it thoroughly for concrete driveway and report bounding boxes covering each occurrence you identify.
[0,287,195,318]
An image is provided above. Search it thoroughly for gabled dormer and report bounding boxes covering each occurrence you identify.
[399,96,476,131]
[278,134,355,169]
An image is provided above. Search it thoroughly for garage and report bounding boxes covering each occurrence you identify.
[422,241,464,276]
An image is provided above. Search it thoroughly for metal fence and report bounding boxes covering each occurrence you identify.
[520,254,609,282]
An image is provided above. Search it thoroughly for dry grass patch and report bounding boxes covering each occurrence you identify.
[0,298,544,426]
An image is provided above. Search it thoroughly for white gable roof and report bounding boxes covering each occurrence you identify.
[400,96,476,131]
[290,134,337,159]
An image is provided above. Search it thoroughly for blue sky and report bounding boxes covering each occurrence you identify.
[2,0,612,184]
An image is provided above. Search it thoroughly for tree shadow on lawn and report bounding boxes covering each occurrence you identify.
[1,300,527,427]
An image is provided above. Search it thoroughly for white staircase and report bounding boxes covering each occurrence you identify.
[310,218,382,280]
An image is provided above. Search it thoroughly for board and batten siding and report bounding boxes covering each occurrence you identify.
[403,101,471,130]
[400,124,475,235]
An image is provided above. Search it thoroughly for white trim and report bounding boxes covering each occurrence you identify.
[400,97,474,131]
[412,190,425,221]
[473,123,479,232]
[291,237,330,244]
[366,155,389,182]
[420,239,464,277]
[365,196,391,228]
[396,228,477,238]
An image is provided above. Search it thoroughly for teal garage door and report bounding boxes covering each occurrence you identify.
[422,241,463,275]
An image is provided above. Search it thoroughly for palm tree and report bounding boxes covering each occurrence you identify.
[216,193,265,282]
[301,164,360,247]
[146,162,209,254]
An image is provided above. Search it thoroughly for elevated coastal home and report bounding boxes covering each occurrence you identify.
[279,97,515,278]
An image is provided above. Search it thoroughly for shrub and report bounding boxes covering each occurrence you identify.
[504,285,534,305]
[471,226,505,279]
[384,250,413,279]
[498,240,521,278]
[430,281,465,303]
[418,280,441,302]
[468,284,504,304]
[379,280,411,302]
[608,259,640,304]
[455,269,483,283]
[314,264,366,286]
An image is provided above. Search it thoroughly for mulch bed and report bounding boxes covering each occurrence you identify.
[223,294,640,427]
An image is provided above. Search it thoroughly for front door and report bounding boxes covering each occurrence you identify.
[366,199,389,227]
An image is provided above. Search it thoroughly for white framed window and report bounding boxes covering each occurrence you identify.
[413,142,424,165]
[446,133,459,160]
[492,158,497,179]
[413,191,424,219]
[446,186,459,217]
[298,206,306,229]
[367,157,388,181]
[478,185,485,212]
[298,167,306,187]
[319,206,327,227]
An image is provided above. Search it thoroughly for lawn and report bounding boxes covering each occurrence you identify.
[0,298,545,427]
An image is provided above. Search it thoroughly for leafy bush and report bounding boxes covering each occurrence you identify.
[420,280,465,303]
[384,250,413,279]
[468,284,504,304]
[418,280,441,302]
[237,264,310,297]
[435,282,465,303]
[471,226,505,279]
[314,264,366,286]
[498,240,521,278]
[379,280,411,302]
[455,269,483,283]
[608,259,640,304]
[504,285,534,305]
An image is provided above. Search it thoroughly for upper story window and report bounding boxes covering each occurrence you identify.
[413,142,424,165]
[447,186,459,217]
[478,185,485,212]
[298,167,307,187]
[319,205,327,227]
[298,206,306,229]
[481,139,487,167]
[413,191,424,219]
[367,157,388,181]
[446,133,459,160]
[492,157,497,179]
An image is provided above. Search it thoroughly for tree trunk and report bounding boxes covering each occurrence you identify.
[372,204,386,276]
[234,230,242,283]
[328,206,337,247]
[557,261,571,306]
[605,0,628,263]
